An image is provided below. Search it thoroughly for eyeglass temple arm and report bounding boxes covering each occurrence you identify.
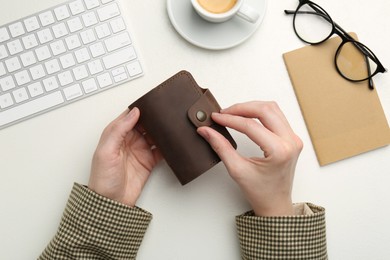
[285,9,353,39]
[368,68,374,90]
[284,9,332,23]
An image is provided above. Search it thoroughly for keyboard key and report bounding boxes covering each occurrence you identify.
[12,87,29,103]
[82,12,98,27]
[50,40,67,56]
[80,29,96,44]
[43,76,59,92]
[95,23,111,39]
[14,70,31,86]
[67,17,83,33]
[0,91,64,127]
[84,0,100,10]
[8,22,25,38]
[75,47,90,63]
[0,62,5,76]
[113,72,128,83]
[97,72,112,88]
[69,0,85,15]
[37,28,54,44]
[65,35,81,50]
[112,67,130,83]
[58,71,73,86]
[82,78,98,93]
[60,53,76,69]
[7,39,23,55]
[63,84,83,100]
[73,65,88,80]
[22,34,39,49]
[87,60,103,75]
[30,64,46,80]
[39,11,55,27]
[0,27,10,43]
[104,32,131,52]
[54,5,70,21]
[0,76,16,91]
[52,23,68,38]
[0,93,14,109]
[45,59,61,74]
[89,42,105,57]
[110,17,126,33]
[24,16,40,32]
[127,61,142,77]
[0,45,9,60]
[28,82,44,97]
[111,66,125,76]
[97,3,120,21]
[5,57,21,73]
[20,51,37,67]
[103,46,136,69]
[35,45,51,61]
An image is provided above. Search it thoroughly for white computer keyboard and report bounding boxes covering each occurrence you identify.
[0,0,143,130]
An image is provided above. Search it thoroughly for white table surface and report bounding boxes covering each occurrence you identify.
[1,0,389,259]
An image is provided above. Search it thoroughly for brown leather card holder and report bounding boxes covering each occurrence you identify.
[128,70,237,185]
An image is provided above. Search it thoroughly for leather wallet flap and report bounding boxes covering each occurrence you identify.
[187,89,220,127]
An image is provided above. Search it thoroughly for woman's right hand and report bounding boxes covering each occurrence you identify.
[197,101,303,216]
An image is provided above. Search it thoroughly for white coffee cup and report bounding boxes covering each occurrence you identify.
[191,0,260,23]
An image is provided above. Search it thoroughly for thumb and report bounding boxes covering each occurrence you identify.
[103,107,140,153]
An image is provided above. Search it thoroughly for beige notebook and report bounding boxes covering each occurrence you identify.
[283,33,390,166]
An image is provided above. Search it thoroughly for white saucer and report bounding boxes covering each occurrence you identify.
[167,0,267,50]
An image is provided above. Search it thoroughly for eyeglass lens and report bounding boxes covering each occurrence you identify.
[294,3,333,44]
[336,42,378,81]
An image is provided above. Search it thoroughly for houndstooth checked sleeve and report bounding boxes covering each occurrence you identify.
[39,183,152,260]
[236,203,327,260]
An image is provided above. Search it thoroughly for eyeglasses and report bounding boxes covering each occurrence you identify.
[284,0,387,90]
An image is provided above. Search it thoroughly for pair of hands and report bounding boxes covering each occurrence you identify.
[88,101,303,216]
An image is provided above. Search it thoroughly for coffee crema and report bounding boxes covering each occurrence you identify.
[197,0,237,14]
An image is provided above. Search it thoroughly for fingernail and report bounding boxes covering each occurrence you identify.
[127,107,137,118]
[211,112,221,118]
[197,127,210,141]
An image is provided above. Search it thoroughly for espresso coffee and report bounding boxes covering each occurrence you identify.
[197,0,237,14]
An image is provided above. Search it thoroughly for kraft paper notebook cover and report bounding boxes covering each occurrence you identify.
[283,33,390,166]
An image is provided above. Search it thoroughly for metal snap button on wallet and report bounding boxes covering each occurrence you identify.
[128,70,237,185]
